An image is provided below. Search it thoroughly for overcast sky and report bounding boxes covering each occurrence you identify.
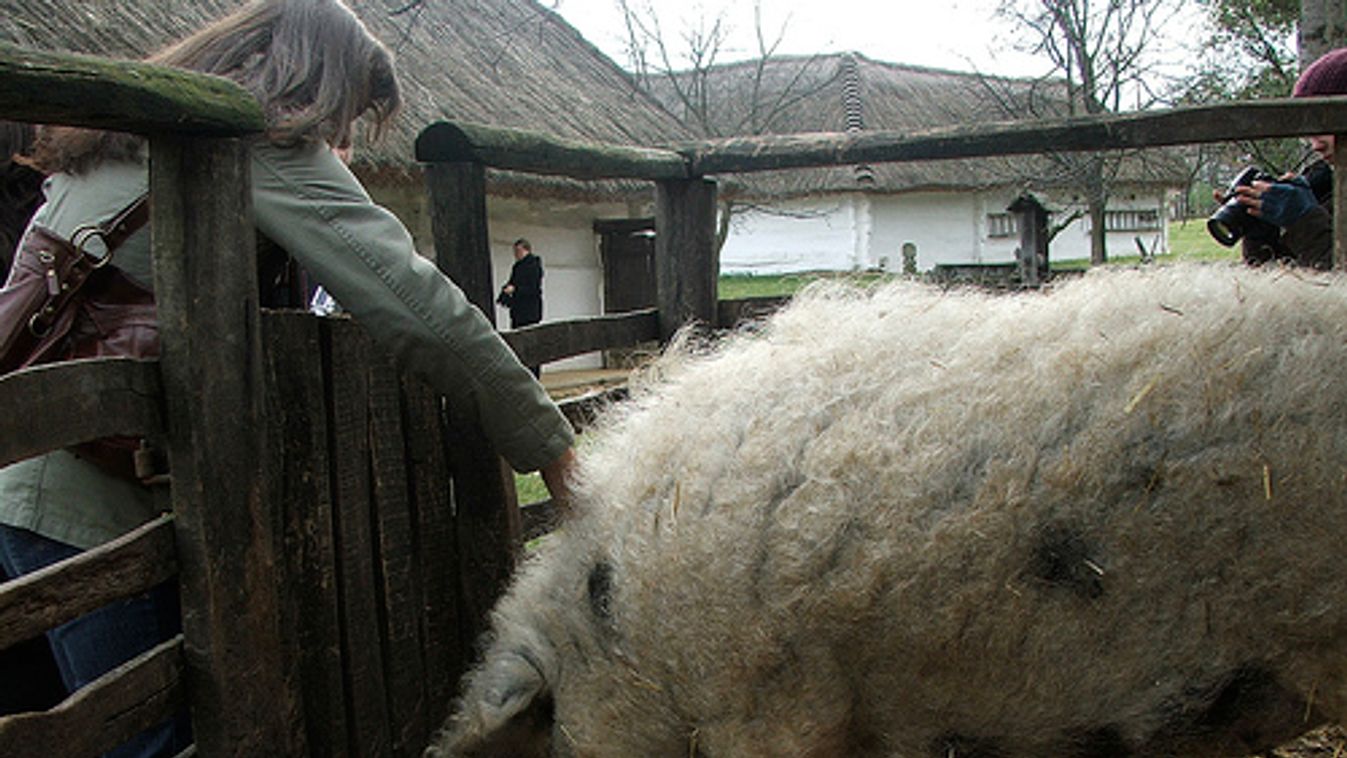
[551,0,1207,81]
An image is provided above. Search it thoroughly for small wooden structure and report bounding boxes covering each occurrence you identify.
[2,41,1347,757]
[1009,193,1050,287]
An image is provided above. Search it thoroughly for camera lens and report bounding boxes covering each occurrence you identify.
[1207,216,1240,247]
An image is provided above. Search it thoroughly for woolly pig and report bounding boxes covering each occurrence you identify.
[429,263,1347,757]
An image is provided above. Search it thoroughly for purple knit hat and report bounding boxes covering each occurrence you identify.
[1294,48,1347,97]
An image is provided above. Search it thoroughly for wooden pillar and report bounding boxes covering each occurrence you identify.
[422,160,521,643]
[1334,132,1347,270]
[149,136,304,755]
[425,162,496,321]
[654,178,719,340]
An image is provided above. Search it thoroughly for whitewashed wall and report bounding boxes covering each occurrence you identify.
[719,197,861,274]
[720,185,1172,274]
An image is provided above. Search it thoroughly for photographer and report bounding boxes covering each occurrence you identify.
[1223,47,1346,270]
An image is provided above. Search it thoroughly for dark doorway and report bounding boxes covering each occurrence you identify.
[596,218,655,314]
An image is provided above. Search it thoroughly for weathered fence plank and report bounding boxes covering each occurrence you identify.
[655,179,720,339]
[401,375,462,726]
[0,514,175,651]
[416,121,688,180]
[0,358,162,469]
[0,635,184,757]
[368,352,429,756]
[263,311,350,758]
[501,308,659,367]
[0,43,262,136]
[327,318,393,758]
[149,135,303,755]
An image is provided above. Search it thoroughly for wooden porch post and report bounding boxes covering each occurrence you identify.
[423,161,522,644]
[654,178,719,340]
[149,136,304,755]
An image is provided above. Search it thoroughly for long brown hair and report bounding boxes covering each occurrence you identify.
[26,0,401,174]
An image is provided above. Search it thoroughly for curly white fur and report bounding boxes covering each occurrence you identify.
[429,263,1347,757]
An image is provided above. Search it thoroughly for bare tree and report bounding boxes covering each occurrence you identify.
[993,0,1186,264]
[614,0,839,252]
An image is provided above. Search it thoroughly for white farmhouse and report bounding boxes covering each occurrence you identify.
[647,53,1186,275]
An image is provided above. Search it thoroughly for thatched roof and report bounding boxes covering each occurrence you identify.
[0,0,693,197]
[645,52,1187,199]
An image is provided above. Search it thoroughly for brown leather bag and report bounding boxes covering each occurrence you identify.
[0,194,157,480]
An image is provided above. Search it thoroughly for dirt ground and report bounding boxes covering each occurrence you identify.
[1266,726,1346,757]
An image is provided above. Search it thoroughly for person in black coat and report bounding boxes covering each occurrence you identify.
[498,238,544,375]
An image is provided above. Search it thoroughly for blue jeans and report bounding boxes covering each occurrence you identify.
[0,524,190,757]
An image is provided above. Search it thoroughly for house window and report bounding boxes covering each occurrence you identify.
[986,213,1018,238]
[1102,209,1161,232]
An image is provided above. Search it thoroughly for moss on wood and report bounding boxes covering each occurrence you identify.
[0,43,262,136]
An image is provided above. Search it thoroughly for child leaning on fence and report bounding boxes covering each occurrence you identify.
[0,2,576,755]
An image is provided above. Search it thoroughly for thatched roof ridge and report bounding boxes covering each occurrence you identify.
[0,0,692,198]
[646,52,1186,198]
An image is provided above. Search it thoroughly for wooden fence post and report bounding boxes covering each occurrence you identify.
[654,178,719,340]
[149,136,303,756]
[425,162,496,319]
[422,160,522,648]
[1334,132,1347,269]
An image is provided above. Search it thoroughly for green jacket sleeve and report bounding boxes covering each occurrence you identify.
[250,141,573,472]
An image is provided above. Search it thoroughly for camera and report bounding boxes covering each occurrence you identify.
[1207,166,1280,247]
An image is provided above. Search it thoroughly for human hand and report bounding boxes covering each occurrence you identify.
[539,447,577,511]
[1235,177,1318,228]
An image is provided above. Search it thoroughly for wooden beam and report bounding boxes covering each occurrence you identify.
[0,636,185,758]
[683,97,1347,175]
[0,514,176,651]
[500,309,659,367]
[149,135,304,755]
[0,43,262,136]
[416,121,688,181]
[654,179,719,340]
[0,358,162,469]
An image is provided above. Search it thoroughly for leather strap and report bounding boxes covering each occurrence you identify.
[99,193,149,252]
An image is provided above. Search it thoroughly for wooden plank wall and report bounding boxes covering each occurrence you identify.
[260,312,470,757]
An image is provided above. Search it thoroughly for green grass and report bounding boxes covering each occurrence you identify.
[515,471,548,504]
[716,221,1239,294]
[1053,219,1238,271]
[717,270,895,300]
[1166,218,1241,263]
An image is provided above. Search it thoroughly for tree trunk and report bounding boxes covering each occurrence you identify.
[1086,155,1109,266]
[1300,0,1347,68]
[1089,200,1108,266]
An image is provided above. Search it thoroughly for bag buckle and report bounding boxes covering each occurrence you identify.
[70,225,114,268]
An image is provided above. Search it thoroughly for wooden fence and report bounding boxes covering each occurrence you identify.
[2,39,1347,758]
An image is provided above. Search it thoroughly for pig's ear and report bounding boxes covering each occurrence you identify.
[448,652,554,757]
